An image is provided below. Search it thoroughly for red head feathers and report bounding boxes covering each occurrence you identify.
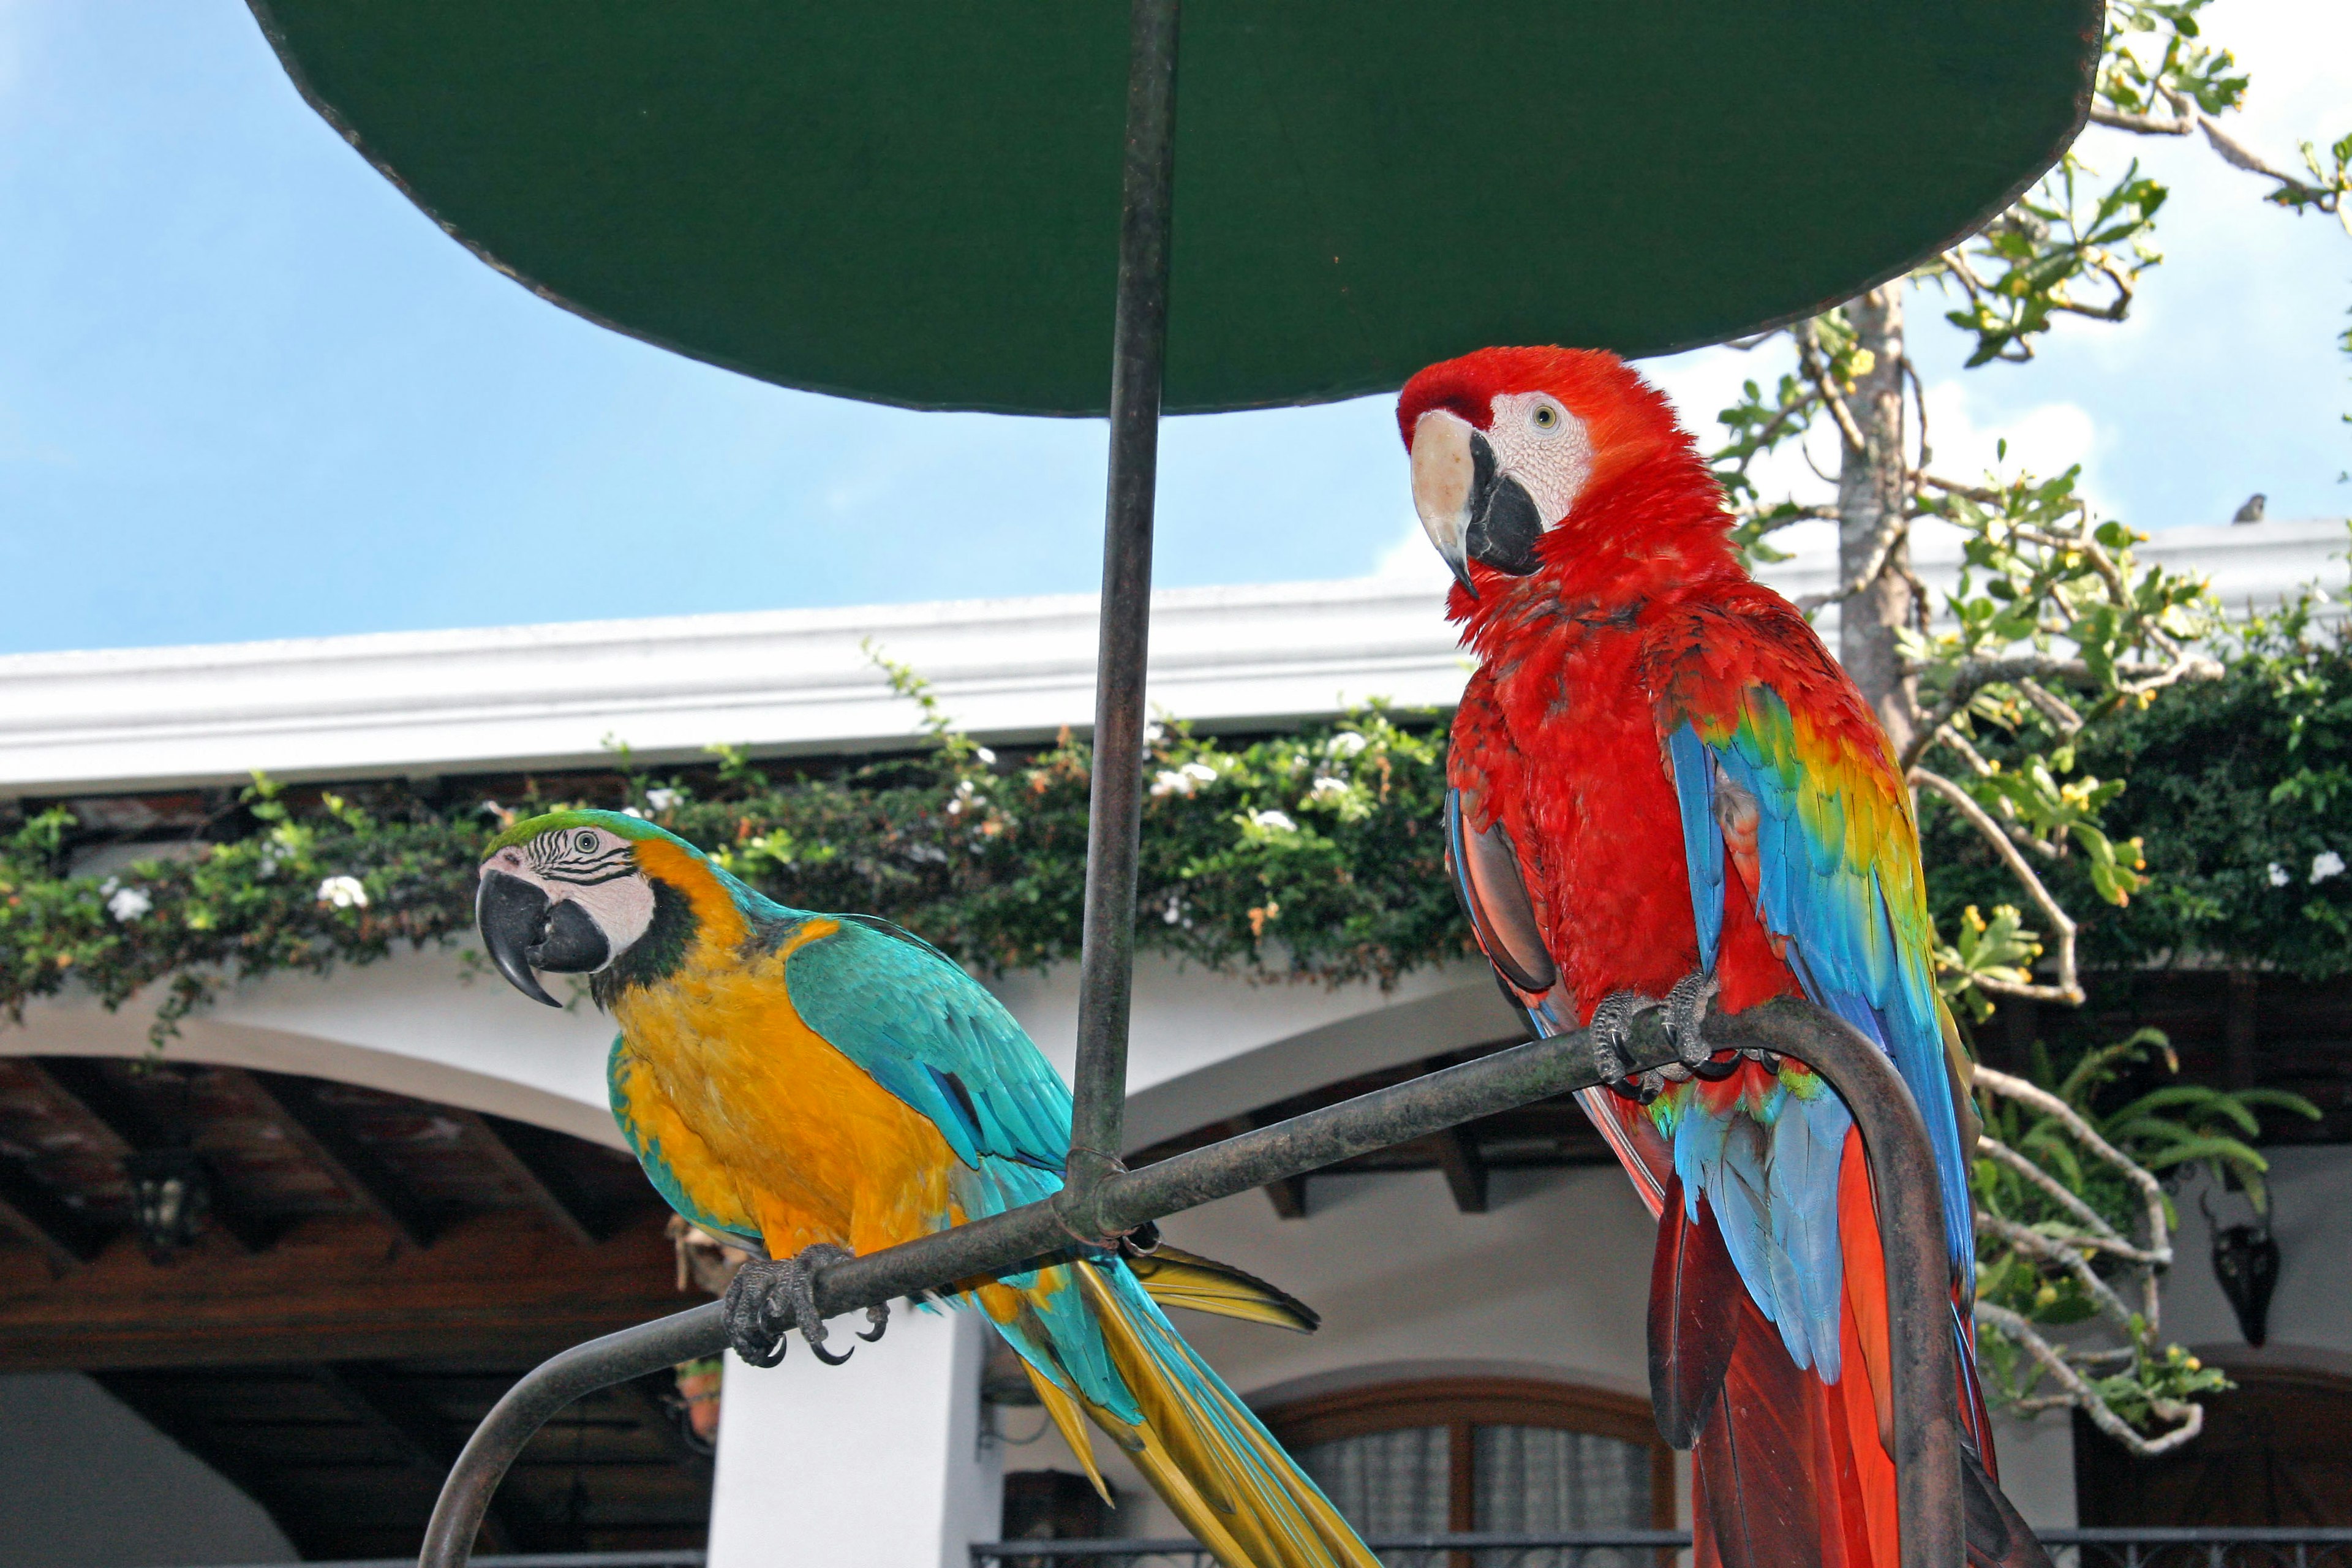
[1396,345,1736,621]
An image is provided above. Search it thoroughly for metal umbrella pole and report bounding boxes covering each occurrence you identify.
[416,3,1962,1565]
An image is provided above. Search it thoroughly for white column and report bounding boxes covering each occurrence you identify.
[707,1304,1002,1568]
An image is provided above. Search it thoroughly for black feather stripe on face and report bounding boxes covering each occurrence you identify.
[527,827,638,888]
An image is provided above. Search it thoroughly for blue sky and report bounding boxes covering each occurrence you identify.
[1,2,2345,655]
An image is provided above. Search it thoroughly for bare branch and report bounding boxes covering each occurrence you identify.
[1974,1302,2206,1457]
[1975,1136,2134,1249]
[2016,678,2086,737]
[2089,105,2194,137]
[1902,355,1934,477]
[1796,507,1909,612]
[1973,1065,2172,1269]
[1931,723,1998,779]
[1975,1210,2141,1323]
[1909,768,2086,1005]
[1792,321,1869,451]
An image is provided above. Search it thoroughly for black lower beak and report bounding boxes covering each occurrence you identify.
[1466,431,1544,578]
[477,870,560,1008]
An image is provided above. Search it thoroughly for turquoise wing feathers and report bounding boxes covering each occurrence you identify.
[781,913,1074,1176]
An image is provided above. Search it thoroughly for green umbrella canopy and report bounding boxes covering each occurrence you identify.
[249,2,2097,417]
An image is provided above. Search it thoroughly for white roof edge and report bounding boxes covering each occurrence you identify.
[3,519,2339,799]
[0,575,1473,797]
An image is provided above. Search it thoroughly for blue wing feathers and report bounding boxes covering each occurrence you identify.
[1662,677,1978,1383]
[1668,723,1725,973]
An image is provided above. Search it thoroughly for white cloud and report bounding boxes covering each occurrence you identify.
[1918,379,2107,513]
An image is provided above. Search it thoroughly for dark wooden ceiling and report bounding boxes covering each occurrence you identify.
[0,1058,712,1559]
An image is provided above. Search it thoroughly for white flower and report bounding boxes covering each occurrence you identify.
[1306,775,1351,805]
[317,875,369,910]
[645,788,681,812]
[620,806,647,818]
[1326,732,1369,757]
[2313,851,2345,885]
[1249,809,1297,833]
[106,886,151,923]
[1150,761,1219,798]
[2269,863,2292,888]
[1162,895,1185,925]
[973,747,997,766]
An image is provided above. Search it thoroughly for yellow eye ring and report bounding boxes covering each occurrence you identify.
[1531,404,1559,430]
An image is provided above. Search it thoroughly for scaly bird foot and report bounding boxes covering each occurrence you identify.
[1591,971,1720,1104]
[782,1243,860,1365]
[722,1258,796,1368]
[718,1245,882,1366]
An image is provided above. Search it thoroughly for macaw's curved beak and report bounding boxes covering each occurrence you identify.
[1409,409,1544,595]
[477,869,611,1007]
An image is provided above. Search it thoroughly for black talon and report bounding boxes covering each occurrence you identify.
[857,1304,889,1344]
[1588,989,1660,1085]
[782,1243,860,1366]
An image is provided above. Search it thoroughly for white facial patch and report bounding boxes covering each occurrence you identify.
[497,827,658,967]
[1486,391,1593,528]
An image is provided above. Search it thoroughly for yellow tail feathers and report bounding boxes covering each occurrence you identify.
[1128,1245,1322,1335]
[1064,1265,1381,1568]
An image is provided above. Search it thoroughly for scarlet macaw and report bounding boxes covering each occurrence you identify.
[476,812,1378,1568]
[1398,347,2040,1568]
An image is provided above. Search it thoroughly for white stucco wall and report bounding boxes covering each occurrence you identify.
[2164,1147,2352,1363]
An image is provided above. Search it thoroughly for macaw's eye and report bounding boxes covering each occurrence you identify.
[573,831,597,854]
[1531,404,1559,431]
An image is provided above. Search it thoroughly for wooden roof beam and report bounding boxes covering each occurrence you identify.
[309,1362,524,1553]
[1430,1124,1490,1215]
[228,1069,440,1251]
[0,1158,107,1271]
[450,1109,611,1245]
[27,1059,275,1253]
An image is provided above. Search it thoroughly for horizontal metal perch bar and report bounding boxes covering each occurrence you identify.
[418,998,1960,1568]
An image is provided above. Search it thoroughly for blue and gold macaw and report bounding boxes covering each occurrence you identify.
[477,810,1376,1568]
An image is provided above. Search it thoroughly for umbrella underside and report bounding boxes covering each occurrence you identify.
[248,2,2097,412]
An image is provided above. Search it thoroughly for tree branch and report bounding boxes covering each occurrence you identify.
[2088,105,2194,137]
[1975,1210,2142,1324]
[1975,1135,2137,1250]
[1796,506,1909,612]
[1974,1302,2206,1457]
[1972,1066,2172,1270]
[1793,321,1870,451]
[1909,767,2086,1005]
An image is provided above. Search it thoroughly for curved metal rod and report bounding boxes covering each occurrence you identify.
[418,1305,724,1568]
[1711,1000,1966,1568]
[417,998,1961,1568]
